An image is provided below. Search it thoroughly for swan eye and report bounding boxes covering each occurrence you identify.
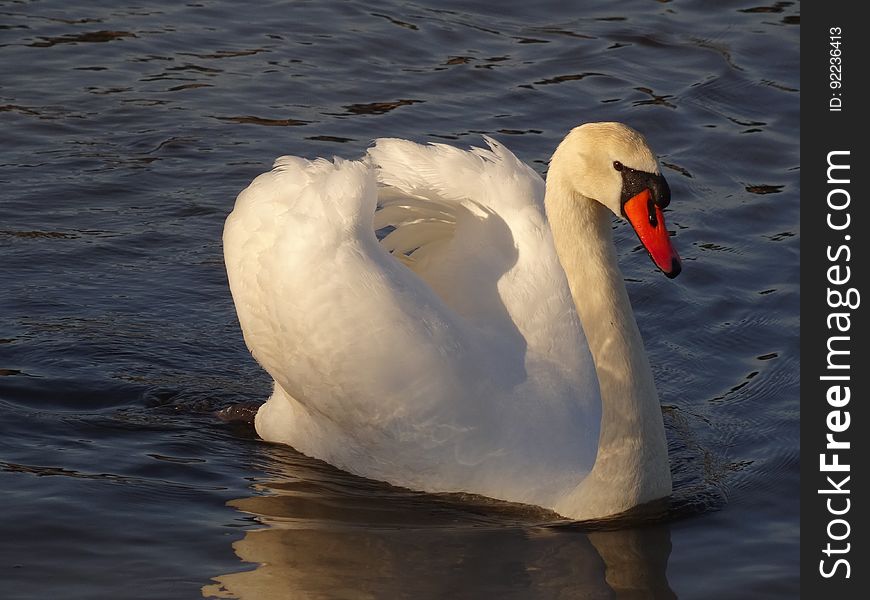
[613,161,623,171]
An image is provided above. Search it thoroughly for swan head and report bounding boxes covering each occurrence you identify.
[550,122,681,278]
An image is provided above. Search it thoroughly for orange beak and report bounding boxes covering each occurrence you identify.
[623,189,681,278]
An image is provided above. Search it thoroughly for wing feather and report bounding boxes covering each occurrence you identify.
[224,140,601,502]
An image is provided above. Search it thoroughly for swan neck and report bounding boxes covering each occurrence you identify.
[545,171,671,516]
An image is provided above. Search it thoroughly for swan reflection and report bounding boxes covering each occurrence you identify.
[204,451,675,599]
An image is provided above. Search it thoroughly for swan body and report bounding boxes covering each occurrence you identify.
[224,123,680,521]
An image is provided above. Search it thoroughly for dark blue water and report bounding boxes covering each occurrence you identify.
[1,1,799,598]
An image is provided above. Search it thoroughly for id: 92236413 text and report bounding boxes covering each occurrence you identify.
[829,27,843,112]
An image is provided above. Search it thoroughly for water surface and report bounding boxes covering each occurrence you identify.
[0,1,799,598]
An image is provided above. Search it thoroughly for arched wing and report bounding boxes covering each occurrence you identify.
[368,137,592,365]
[223,141,601,500]
[224,157,479,425]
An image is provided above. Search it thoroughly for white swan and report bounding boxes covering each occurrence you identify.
[223,122,681,521]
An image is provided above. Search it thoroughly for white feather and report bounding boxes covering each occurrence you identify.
[224,123,673,520]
